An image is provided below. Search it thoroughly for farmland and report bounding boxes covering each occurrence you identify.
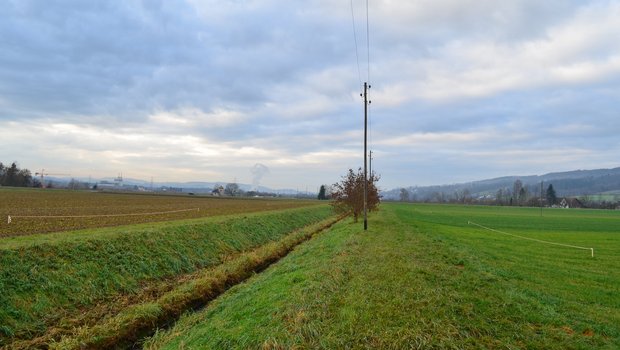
[145,203,620,349]
[2,191,620,349]
[0,187,320,237]
[0,188,337,348]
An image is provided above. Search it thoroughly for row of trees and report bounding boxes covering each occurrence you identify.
[218,183,278,197]
[398,180,560,207]
[218,183,315,198]
[0,162,38,187]
[495,182,558,206]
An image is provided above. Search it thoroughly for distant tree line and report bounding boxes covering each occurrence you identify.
[211,182,312,199]
[0,162,38,187]
[395,180,619,210]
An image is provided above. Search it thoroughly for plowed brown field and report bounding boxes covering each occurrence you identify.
[0,188,318,237]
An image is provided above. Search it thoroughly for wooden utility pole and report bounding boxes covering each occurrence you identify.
[363,82,369,230]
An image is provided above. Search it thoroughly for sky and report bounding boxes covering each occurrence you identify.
[1,0,619,190]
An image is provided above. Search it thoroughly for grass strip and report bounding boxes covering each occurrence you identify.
[49,215,345,349]
[0,206,332,346]
[144,203,619,349]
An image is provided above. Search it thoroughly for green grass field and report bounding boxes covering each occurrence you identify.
[145,203,620,349]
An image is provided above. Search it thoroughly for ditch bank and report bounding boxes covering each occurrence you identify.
[51,214,345,350]
[0,205,335,348]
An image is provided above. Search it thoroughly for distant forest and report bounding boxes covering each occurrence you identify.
[0,162,37,187]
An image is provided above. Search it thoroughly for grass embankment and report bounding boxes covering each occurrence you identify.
[146,203,620,349]
[53,214,344,350]
[0,205,334,347]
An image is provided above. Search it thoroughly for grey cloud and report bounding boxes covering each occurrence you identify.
[1,0,349,122]
[1,1,204,119]
[1,0,619,189]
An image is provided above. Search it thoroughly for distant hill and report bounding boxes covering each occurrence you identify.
[383,167,620,201]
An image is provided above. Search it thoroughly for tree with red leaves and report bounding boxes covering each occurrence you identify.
[331,168,380,222]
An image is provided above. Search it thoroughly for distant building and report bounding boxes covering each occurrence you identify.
[559,197,585,209]
[211,185,225,196]
[160,187,183,193]
[95,182,120,191]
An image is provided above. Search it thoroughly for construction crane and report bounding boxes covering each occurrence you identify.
[35,169,70,188]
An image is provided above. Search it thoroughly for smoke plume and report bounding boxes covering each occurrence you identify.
[251,163,270,191]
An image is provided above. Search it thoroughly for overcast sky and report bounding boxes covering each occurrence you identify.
[1,0,619,190]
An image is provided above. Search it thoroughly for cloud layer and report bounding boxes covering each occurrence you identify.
[1,0,619,189]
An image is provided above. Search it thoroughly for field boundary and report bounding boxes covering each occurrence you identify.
[468,220,594,257]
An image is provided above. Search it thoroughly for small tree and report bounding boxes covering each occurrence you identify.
[0,162,32,187]
[318,185,327,200]
[331,168,380,222]
[462,188,472,204]
[224,182,240,196]
[518,187,527,205]
[4,162,19,186]
[546,184,557,205]
[32,177,42,188]
[16,168,32,187]
[399,188,410,202]
[496,188,504,205]
[513,179,523,204]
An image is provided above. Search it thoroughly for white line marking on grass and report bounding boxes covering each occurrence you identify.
[468,221,594,258]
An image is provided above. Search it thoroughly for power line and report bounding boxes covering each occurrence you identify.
[350,0,362,89]
[366,0,373,166]
[366,0,370,84]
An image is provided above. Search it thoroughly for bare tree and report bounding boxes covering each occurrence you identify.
[519,187,528,205]
[462,188,472,204]
[513,179,523,205]
[399,188,410,202]
[224,182,240,196]
[496,188,504,205]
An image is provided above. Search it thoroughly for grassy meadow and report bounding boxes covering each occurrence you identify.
[146,203,620,349]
